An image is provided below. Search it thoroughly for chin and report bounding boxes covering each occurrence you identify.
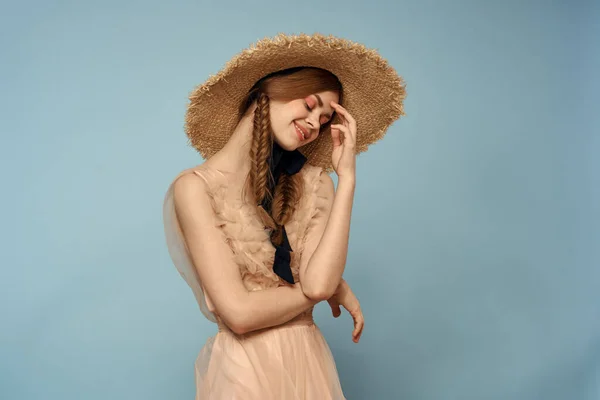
[271,127,299,151]
[274,138,297,151]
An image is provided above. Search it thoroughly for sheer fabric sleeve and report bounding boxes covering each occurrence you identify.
[162,177,217,323]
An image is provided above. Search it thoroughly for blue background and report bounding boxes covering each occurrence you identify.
[1,0,598,399]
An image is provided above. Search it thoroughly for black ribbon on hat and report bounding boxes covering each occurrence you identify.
[260,141,307,284]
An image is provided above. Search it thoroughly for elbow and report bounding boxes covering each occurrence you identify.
[302,281,335,302]
[228,320,250,335]
[218,302,252,335]
[223,316,251,335]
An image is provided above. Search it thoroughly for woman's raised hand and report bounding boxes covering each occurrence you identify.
[330,101,357,181]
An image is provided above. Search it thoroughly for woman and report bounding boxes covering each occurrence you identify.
[163,33,405,399]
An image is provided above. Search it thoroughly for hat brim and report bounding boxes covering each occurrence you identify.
[185,32,406,173]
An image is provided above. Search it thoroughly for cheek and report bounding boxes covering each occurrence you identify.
[271,102,305,129]
[269,106,288,128]
[291,102,308,119]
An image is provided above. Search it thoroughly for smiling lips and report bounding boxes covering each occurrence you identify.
[294,122,309,141]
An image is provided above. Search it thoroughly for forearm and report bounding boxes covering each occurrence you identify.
[302,177,355,299]
[231,283,319,334]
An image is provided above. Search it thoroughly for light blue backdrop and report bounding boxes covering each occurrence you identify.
[1,1,598,399]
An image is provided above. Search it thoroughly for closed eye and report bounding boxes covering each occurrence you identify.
[306,101,332,124]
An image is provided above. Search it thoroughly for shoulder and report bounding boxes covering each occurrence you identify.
[169,170,224,239]
[167,161,216,192]
[304,164,334,197]
[172,171,206,195]
[317,169,334,194]
[300,164,334,208]
[170,168,212,212]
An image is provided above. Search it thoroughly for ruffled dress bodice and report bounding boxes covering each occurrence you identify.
[163,162,330,322]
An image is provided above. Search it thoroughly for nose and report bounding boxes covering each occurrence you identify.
[305,114,319,132]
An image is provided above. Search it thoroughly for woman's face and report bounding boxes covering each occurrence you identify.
[269,90,339,151]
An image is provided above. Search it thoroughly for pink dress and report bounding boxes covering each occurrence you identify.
[163,163,346,399]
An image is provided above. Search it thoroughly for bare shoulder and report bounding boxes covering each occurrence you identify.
[171,171,212,219]
[172,169,205,190]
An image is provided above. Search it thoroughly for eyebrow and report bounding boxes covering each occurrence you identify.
[313,94,324,107]
[313,94,333,118]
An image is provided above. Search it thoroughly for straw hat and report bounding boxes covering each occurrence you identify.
[185,32,406,173]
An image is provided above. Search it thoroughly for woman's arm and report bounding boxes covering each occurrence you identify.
[173,173,318,335]
[299,172,355,301]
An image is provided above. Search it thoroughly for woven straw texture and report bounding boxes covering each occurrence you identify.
[185,32,406,173]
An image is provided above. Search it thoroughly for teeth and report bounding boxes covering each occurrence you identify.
[295,123,305,140]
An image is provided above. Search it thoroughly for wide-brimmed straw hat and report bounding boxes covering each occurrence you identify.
[185,32,406,173]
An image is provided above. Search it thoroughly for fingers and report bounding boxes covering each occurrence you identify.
[330,124,355,148]
[351,308,364,343]
[333,304,341,318]
[329,278,363,343]
[330,102,357,142]
[330,125,342,147]
[330,101,356,129]
[343,305,364,343]
[327,298,342,318]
